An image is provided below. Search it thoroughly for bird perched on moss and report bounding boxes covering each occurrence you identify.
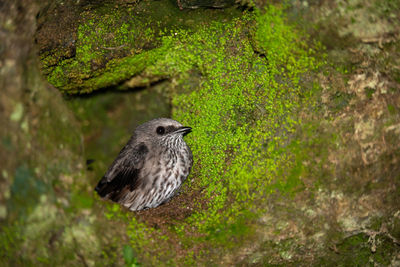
[95,118,193,211]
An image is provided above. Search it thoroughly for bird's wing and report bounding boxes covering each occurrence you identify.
[94,142,149,202]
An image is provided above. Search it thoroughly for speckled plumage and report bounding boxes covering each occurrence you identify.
[95,118,193,211]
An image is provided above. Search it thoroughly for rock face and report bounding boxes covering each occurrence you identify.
[1,0,94,265]
[36,0,241,93]
[1,0,400,266]
[1,2,171,266]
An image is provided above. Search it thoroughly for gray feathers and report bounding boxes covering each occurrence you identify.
[95,142,148,201]
[95,118,193,211]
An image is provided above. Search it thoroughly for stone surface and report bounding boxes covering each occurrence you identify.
[1,0,399,266]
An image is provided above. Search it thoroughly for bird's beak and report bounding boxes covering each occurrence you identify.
[175,126,192,136]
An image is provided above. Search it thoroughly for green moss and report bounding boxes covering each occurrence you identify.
[364,86,375,99]
[40,2,325,264]
[74,45,170,93]
[316,233,397,266]
[70,191,93,210]
[170,5,318,238]
[329,90,354,112]
[41,1,242,93]
[113,5,322,263]
[42,4,160,93]
[123,244,140,267]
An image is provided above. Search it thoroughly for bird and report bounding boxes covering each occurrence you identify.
[94,118,193,211]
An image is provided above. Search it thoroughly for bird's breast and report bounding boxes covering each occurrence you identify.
[145,145,191,189]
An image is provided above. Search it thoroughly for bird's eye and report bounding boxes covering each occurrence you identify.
[156,126,165,135]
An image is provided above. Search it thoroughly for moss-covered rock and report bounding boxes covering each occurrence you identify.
[38,0,242,93]
[3,0,400,266]
[93,5,323,264]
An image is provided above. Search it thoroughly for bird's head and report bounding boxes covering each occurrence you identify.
[134,118,192,145]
